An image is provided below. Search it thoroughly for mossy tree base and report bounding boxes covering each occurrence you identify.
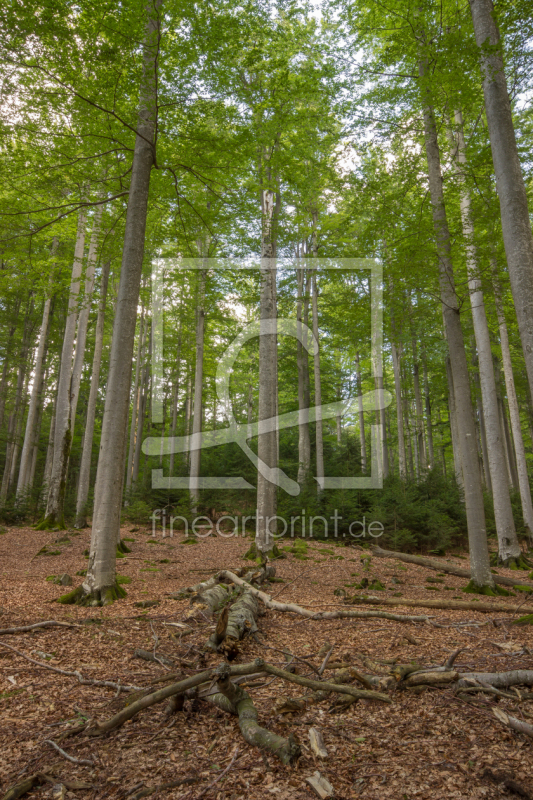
[490,551,533,570]
[35,514,65,532]
[243,541,283,564]
[57,582,127,606]
[117,540,132,555]
[462,580,511,597]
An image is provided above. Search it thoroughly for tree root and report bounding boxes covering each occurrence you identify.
[215,591,259,658]
[57,582,127,606]
[215,663,300,765]
[346,594,533,615]
[370,545,533,591]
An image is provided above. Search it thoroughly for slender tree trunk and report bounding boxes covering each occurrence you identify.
[75,259,111,527]
[412,337,427,472]
[491,259,533,539]
[256,183,278,558]
[354,352,367,472]
[445,356,463,490]
[79,0,161,605]
[422,346,434,467]
[126,312,146,493]
[473,364,492,493]
[450,109,520,563]
[296,266,311,485]
[391,341,406,479]
[469,0,533,399]
[168,322,181,475]
[132,332,151,486]
[311,268,324,493]
[190,264,207,510]
[29,370,47,494]
[403,384,414,480]
[17,292,53,498]
[374,374,389,478]
[42,208,87,527]
[419,54,493,589]
[41,411,55,506]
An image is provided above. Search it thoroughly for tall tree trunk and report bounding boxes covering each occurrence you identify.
[168,321,181,475]
[132,331,151,487]
[469,0,533,398]
[473,363,492,493]
[354,352,367,473]
[78,0,161,605]
[450,109,520,563]
[422,345,434,467]
[41,208,87,527]
[189,262,207,510]
[126,312,146,493]
[419,54,493,589]
[256,183,278,558]
[412,337,427,472]
[17,292,53,498]
[391,341,406,479]
[75,259,111,528]
[445,356,464,490]
[491,259,533,540]
[29,370,47,494]
[296,265,311,486]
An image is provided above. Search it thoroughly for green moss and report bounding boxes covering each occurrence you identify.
[426,577,444,584]
[512,585,533,593]
[45,575,56,582]
[159,558,170,563]
[462,580,511,597]
[117,540,132,554]
[369,579,385,591]
[426,586,440,591]
[117,575,132,585]
[57,581,127,606]
[123,537,136,543]
[76,569,87,576]
[512,614,533,626]
[56,585,84,604]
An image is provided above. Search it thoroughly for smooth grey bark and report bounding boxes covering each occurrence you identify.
[42,207,87,526]
[126,312,146,493]
[491,260,533,538]
[16,291,53,498]
[41,411,55,506]
[296,265,311,485]
[419,54,493,588]
[469,0,533,398]
[354,353,367,472]
[450,109,519,562]
[168,321,181,475]
[374,374,389,478]
[29,371,47,491]
[132,329,151,486]
[256,185,278,557]
[189,265,207,509]
[422,346,434,467]
[69,204,102,424]
[473,356,492,493]
[83,0,161,604]
[311,266,324,492]
[390,341,406,479]
[444,356,463,490]
[411,337,426,472]
[75,259,111,527]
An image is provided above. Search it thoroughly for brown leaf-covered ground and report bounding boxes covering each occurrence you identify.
[1,524,532,800]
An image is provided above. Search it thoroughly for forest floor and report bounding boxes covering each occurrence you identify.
[1,524,533,800]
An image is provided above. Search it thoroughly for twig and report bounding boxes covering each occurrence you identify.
[0,641,143,692]
[318,646,335,676]
[0,621,81,635]
[44,739,94,766]
[195,748,240,799]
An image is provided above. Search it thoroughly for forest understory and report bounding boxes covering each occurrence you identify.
[1,526,533,800]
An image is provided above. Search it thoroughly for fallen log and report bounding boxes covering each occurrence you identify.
[217,570,429,623]
[261,662,391,704]
[215,662,300,765]
[457,670,533,689]
[403,670,458,687]
[493,707,533,739]
[370,545,533,592]
[347,595,533,615]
